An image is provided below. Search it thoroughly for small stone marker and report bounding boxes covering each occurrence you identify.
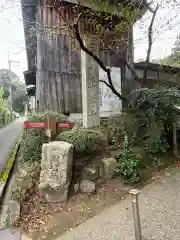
[39,141,74,202]
[102,157,117,180]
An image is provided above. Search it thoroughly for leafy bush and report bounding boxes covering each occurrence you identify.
[145,135,169,154]
[127,87,180,154]
[20,133,42,163]
[112,87,180,185]
[56,128,108,155]
[148,154,164,169]
[28,110,67,122]
[28,111,67,131]
[20,111,67,163]
[129,87,180,134]
[143,123,169,154]
[99,110,145,147]
[116,149,143,184]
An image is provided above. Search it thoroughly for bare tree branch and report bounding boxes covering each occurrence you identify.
[99,79,111,88]
[73,14,127,101]
[106,48,142,84]
[52,4,127,101]
[52,1,158,100]
[142,5,159,87]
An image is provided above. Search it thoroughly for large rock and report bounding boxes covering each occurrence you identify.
[0,200,20,229]
[80,157,117,183]
[81,162,99,181]
[80,180,96,193]
[102,157,117,180]
[39,141,74,202]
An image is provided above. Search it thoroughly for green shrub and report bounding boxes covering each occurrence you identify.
[20,132,42,163]
[28,110,67,122]
[146,136,168,154]
[99,109,147,147]
[116,149,143,184]
[129,87,180,147]
[143,123,169,154]
[148,154,164,169]
[56,128,107,155]
[20,111,67,163]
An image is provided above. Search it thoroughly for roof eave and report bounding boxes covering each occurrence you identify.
[134,62,180,75]
[65,0,148,19]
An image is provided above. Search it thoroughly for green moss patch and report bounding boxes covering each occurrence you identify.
[0,136,22,183]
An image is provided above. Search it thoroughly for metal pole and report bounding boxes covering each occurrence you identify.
[24,103,28,117]
[129,189,142,240]
[8,53,13,122]
[8,54,19,122]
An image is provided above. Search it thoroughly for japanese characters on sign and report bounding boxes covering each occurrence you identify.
[24,121,73,129]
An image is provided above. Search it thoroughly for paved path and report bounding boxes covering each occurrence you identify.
[0,118,25,240]
[0,118,25,175]
[0,229,21,240]
[59,167,180,240]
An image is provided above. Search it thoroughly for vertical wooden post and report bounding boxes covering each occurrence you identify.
[46,116,57,142]
[50,116,57,141]
[36,100,39,113]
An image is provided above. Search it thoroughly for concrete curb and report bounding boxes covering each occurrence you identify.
[0,135,22,202]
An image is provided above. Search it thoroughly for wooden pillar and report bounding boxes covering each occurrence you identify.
[46,116,57,141]
[36,5,81,113]
[81,35,100,127]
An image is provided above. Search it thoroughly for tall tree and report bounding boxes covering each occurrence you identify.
[160,34,180,67]
[171,34,180,65]
[0,69,28,113]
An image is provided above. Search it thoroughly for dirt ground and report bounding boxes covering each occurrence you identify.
[17,179,131,240]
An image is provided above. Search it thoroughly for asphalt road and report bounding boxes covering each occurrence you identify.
[0,118,25,175]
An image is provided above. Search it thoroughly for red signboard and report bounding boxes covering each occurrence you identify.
[24,121,73,129]
[57,122,73,129]
[24,122,45,129]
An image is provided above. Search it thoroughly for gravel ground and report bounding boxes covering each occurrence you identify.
[60,167,180,240]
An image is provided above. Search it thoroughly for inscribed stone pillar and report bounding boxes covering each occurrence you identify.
[39,141,74,202]
[81,36,100,128]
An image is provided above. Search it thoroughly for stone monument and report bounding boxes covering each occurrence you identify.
[81,36,100,127]
[39,141,74,202]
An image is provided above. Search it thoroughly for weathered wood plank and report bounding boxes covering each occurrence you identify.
[36,4,129,113]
